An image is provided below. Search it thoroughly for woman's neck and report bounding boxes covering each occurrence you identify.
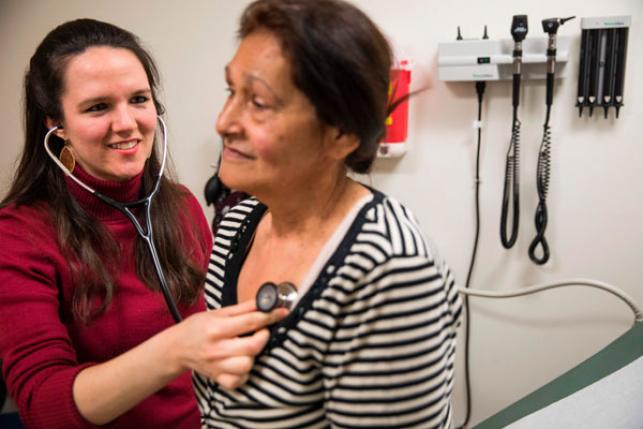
[65,164,144,221]
[235,167,370,302]
[259,170,367,240]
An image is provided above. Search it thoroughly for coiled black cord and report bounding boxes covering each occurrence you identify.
[500,106,521,248]
[528,107,552,264]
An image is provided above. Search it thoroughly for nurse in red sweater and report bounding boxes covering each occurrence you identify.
[0,19,285,429]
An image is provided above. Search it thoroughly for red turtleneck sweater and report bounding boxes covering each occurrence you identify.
[0,167,212,429]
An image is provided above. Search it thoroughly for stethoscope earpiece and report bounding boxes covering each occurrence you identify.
[204,152,224,206]
[204,174,222,206]
[256,281,297,312]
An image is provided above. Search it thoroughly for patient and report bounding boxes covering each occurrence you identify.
[194,1,463,428]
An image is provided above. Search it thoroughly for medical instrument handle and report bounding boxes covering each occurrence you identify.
[603,30,616,107]
[511,15,527,107]
[614,27,628,117]
[614,29,627,100]
[546,72,554,107]
[458,278,643,324]
[512,75,521,108]
[542,16,574,108]
[576,30,588,108]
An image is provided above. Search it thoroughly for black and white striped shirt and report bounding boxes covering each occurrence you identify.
[194,191,462,429]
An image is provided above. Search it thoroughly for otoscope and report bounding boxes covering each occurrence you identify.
[542,16,575,110]
[500,15,528,249]
[528,16,575,265]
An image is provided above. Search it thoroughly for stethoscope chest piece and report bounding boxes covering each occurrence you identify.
[256,281,297,312]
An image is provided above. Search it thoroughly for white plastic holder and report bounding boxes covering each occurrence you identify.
[438,36,571,82]
[377,142,407,158]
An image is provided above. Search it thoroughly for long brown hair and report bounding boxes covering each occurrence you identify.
[1,19,206,322]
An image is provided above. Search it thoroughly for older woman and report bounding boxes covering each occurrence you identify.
[194,1,463,428]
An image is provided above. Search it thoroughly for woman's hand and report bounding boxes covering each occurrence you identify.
[170,300,287,389]
[73,300,286,425]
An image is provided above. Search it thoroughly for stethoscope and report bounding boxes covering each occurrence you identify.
[256,282,297,312]
[43,116,183,323]
[45,118,298,320]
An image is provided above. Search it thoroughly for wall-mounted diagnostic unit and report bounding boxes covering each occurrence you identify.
[438,34,570,82]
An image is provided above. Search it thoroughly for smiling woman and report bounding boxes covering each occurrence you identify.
[49,46,158,182]
[0,18,286,429]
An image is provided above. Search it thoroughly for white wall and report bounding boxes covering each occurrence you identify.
[1,0,641,425]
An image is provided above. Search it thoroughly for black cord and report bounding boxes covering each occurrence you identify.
[455,80,485,429]
[528,106,552,264]
[500,107,521,248]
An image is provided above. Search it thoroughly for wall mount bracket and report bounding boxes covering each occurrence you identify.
[438,37,570,82]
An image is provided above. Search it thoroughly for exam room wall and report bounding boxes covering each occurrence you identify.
[0,0,640,425]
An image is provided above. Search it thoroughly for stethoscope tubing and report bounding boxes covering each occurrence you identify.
[43,117,182,323]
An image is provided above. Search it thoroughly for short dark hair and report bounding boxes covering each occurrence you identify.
[239,0,392,173]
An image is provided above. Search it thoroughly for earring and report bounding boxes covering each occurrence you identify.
[59,145,76,172]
